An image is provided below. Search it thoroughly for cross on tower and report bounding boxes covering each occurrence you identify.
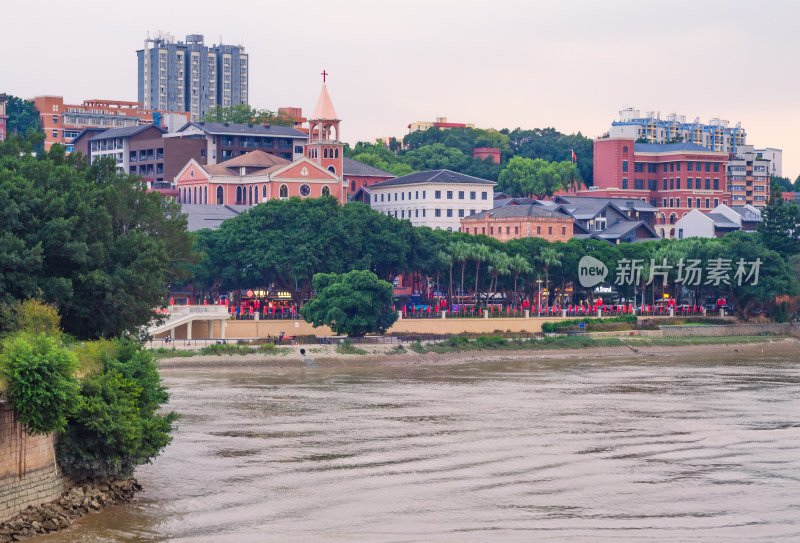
[321,70,328,83]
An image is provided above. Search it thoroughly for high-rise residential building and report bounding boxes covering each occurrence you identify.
[137,32,248,121]
[0,94,8,141]
[609,108,746,154]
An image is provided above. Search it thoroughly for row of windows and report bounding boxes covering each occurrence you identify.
[623,177,721,191]
[178,183,332,205]
[386,208,479,219]
[661,197,719,209]
[129,148,164,163]
[630,161,721,173]
[379,190,489,202]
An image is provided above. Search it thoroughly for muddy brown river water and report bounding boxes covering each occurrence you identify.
[37,352,800,542]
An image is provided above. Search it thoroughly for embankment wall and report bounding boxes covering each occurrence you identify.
[0,401,72,522]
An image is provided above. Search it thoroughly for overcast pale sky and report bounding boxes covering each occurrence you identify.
[4,0,799,178]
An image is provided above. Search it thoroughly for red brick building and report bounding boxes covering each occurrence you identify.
[33,96,189,152]
[472,147,501,163]
[460,204,574,242]
[590,138,729,238]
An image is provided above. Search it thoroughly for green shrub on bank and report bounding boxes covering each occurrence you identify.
[542,315,637,333]
[0,333,81,435]
[336,339,368,354]
[57,340,178,479]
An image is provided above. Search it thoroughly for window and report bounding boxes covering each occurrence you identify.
[422,191,426,199]
[200,149,206,159]
[516,226,520,235]
[696,198,701,208]
[705,162,711,172]
[299,184,311,197]
[52,131,57,138]
[714,198,719,207]
[537,225,541,234]
[634,179,643,190]
[622,178,629,189]
[415,191,419,199]
[663,179,668,190]
[676,198,681,207]
[279,184,289,198]
[490,227,494,235]
[470,191,476,200]
[669,198,674,208]
[687,162,693,172]
[415,209,418,217]
[676,178,681,190]
[446,209,453,217]
[687,198,692,208]
[705,198,710,208]
[458,191,464,199]
[447,191,453,199]
[648,179,656,191]
[422,209,426,217]
[401,210,404,218]
[458,209,464,217]
[380,194,384,202]
[506,226,510,235]
[648,164,658,173]
[670,163,674,172]
[408,192,412,200]
[634,163,644,173]
[548,226,553,235]
[670,179,674,190]
[663,164,669,173]
[713,163,720,172]
[321,185,331,197]
[435,190,441,199]
[713,179,719,190]
[687,178,693,189]
[401,192,404,200]
[562,226,566,235]
[676,162,681,172]
[481,192,488,200]
[435,209,441,217]
[662,198,668,207]
[622,160,628,172]
[679,229,684,239]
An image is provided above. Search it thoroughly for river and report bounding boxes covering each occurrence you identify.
[37,352,800,542]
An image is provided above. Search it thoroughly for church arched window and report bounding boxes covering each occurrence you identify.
[334,148,339,158]
[236,186,242,203]
[327,165,336,174]
[262,185,267,199]
[216,185,223,205]
[204,186,208,204]
[279,184,288,198]
[322,185,331,197]
[350,180,356,192]
[248,186,253,205]
[300,184,311,197]
[193,186,197,204]
[323,147,328,159]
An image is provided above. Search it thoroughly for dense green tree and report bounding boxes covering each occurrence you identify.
[0,139,197,338]
[301,270,397,336]
[771,175,794,193]
[756,186,800,258]
[199,104,295,126]
[502,127,593,186]
[497,157,579,197]
[4,95,43,138]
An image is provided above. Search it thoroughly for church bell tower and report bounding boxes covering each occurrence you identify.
[306,71,343,180]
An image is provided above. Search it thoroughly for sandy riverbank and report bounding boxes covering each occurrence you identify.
[156,337,799,370]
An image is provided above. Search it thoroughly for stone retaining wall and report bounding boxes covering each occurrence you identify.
[0,402,72,522]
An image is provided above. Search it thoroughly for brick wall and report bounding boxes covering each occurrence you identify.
[0,401,73,522]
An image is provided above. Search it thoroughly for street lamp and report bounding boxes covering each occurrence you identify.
[536,279,542,317]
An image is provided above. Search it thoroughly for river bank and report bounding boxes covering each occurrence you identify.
[156,336,798,370]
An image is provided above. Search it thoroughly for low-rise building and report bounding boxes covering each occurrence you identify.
[543,196,661,243]
[368,169,496,232]
[87,125,168,182]
[460,204,573,242]
[408,117,475,133]
[342,157,395,196]
[33,96,188,152]
[674,204,762,239]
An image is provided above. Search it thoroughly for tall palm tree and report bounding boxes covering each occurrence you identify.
[438,250,453,305]
[449,241,472,302]
[487,251,512,303]
[536,247,563,306]
[470,244,492,304]
[509,254,532,304]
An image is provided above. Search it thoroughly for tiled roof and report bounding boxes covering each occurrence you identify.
[219,150,290,169]
[180,204,252,231]
[178,121,307,138]
[342,157,395,178]
[368,169,496,188]
[88,124,165,141]
[465,204,571,220]
[705,213,740,228]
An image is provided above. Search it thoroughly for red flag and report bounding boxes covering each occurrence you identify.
[427,305,431,314]
[572,150,577,162]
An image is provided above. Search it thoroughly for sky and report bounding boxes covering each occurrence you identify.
[4,0,799,178]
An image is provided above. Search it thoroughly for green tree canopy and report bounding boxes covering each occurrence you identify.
[756,186,800,258]
[4,95,43,138]
[301,270,398,336]
[199,104,295,126]
[497,157,580,197]
[0,137,197,338]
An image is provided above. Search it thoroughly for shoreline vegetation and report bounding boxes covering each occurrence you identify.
[154,335,798,370]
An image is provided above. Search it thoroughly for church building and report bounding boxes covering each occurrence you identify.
[174,79,345,204]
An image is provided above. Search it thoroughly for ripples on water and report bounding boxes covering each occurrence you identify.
[39,354,800,542]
